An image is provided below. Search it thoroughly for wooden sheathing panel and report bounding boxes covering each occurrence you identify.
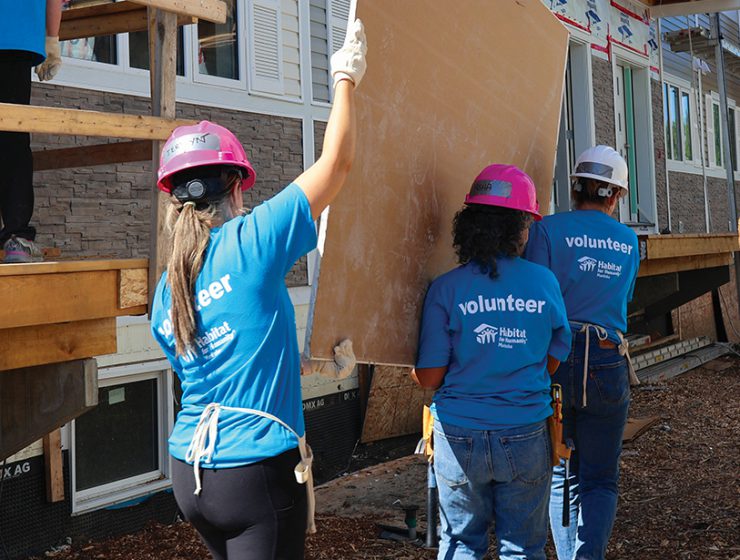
[61,2,196,41]
[307,0,568,366]
[360,366,433,443]
[0,359,97,461]
[120,268,148,308]
[0,102,193,140]
[0,318,116,371]
[638,253,733,277]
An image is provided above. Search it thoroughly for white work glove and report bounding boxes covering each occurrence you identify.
[301,339,357,380]
[330,19,367,89]
[35,36,62,82]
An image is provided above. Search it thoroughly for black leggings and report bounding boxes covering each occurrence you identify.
[172,448,307,560]
[0,50,35,243]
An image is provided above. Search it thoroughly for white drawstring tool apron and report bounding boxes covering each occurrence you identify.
[185,403,316,534]
[570,321,640,408]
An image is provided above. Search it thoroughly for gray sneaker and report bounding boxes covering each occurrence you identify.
[3,235,44,263]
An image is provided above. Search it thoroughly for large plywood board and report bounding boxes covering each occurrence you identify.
[307,0,569,366]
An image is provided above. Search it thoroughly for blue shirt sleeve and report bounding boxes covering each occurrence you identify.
[416,280,452,369]
[546,275,572,362]
[523,221,551,268]
[245,183,318,277]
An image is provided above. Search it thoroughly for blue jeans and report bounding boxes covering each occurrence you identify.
[549,332,630,560]
[433,419,551,560]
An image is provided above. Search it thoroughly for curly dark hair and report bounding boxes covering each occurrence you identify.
[452,204,532,279]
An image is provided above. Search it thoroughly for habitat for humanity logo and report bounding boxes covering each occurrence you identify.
[474,324,498,344]
[577,255,622,279]
[474,324,527,349]
[578,256,598,272]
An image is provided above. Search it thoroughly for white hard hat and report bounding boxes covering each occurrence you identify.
[571,145,628,191]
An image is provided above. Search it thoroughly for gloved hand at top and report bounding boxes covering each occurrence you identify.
[330,19,367,89]
[301,339,357,380]
[35,36,62,81]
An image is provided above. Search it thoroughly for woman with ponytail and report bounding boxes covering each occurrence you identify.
[150,20,367,560]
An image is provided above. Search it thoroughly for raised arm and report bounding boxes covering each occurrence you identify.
[36,0,64,81]
[47,0,62,36]
[296,19,367,220]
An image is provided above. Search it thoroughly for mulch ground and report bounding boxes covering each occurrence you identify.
[30,358,740,559]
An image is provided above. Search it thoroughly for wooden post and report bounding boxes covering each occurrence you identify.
[43,429,65,503]
[148,8,178,311]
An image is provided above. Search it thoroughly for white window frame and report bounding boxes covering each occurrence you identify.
[707,91,739,174]
[192,2,247,89]
[663,76,698,166]
[70,360,174,515]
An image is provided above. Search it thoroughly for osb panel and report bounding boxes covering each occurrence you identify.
[307,0,568,366]
[361,366,433,443]
[719,264,740,344]
[119,268,148,308]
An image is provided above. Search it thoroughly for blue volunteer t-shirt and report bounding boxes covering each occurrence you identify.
[416,258,571,430]
[0,0,47,64]
[151,183,317,468]
[524,210,640,342]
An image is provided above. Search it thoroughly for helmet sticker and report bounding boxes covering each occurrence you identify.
[575,161,614,178]
[162,132,222,165]
[470,180,513,198]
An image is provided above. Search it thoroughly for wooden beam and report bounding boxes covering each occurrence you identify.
[0,103,194,140]
[638,253,733,278]
[642,233,740,260]
[61,1,195,41]
[0,247,60,260]
[133,0,227,23]
[34,141,152,172]
[0,261,148,329]
[148,8,178,312]
[0,258,147,277]
[1,359,98,461]
[0,318,117,371]
[43,429,65,503]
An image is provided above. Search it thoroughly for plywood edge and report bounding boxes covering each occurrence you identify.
[119,268,148,308]
[0,258,148,277]
[0,318,117,371]
[43,429,65,503]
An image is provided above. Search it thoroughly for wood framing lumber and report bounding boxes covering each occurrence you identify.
[0,103,193,140]
[132,0,227,23]
[34,141,152,172]
[60,1,195,41]
[0,260,148,329]
[43,429,65,503]
[0,247,60,260]
[0,318,117,372]
[148,8,178,310]
[638,253,733,277]
[0,359,98,461]
[641,233,740,260]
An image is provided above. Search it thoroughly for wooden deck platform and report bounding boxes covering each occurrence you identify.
[0,259,148,372]
[638,233,740,277]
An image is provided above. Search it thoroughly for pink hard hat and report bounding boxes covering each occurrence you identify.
[157,120,256,193]
[464,164,542,221]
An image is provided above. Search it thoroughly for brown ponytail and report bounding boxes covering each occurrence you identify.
[165,170,242,356]
[166,202,215,356]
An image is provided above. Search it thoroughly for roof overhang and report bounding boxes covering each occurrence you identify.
[644,0,740,17]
